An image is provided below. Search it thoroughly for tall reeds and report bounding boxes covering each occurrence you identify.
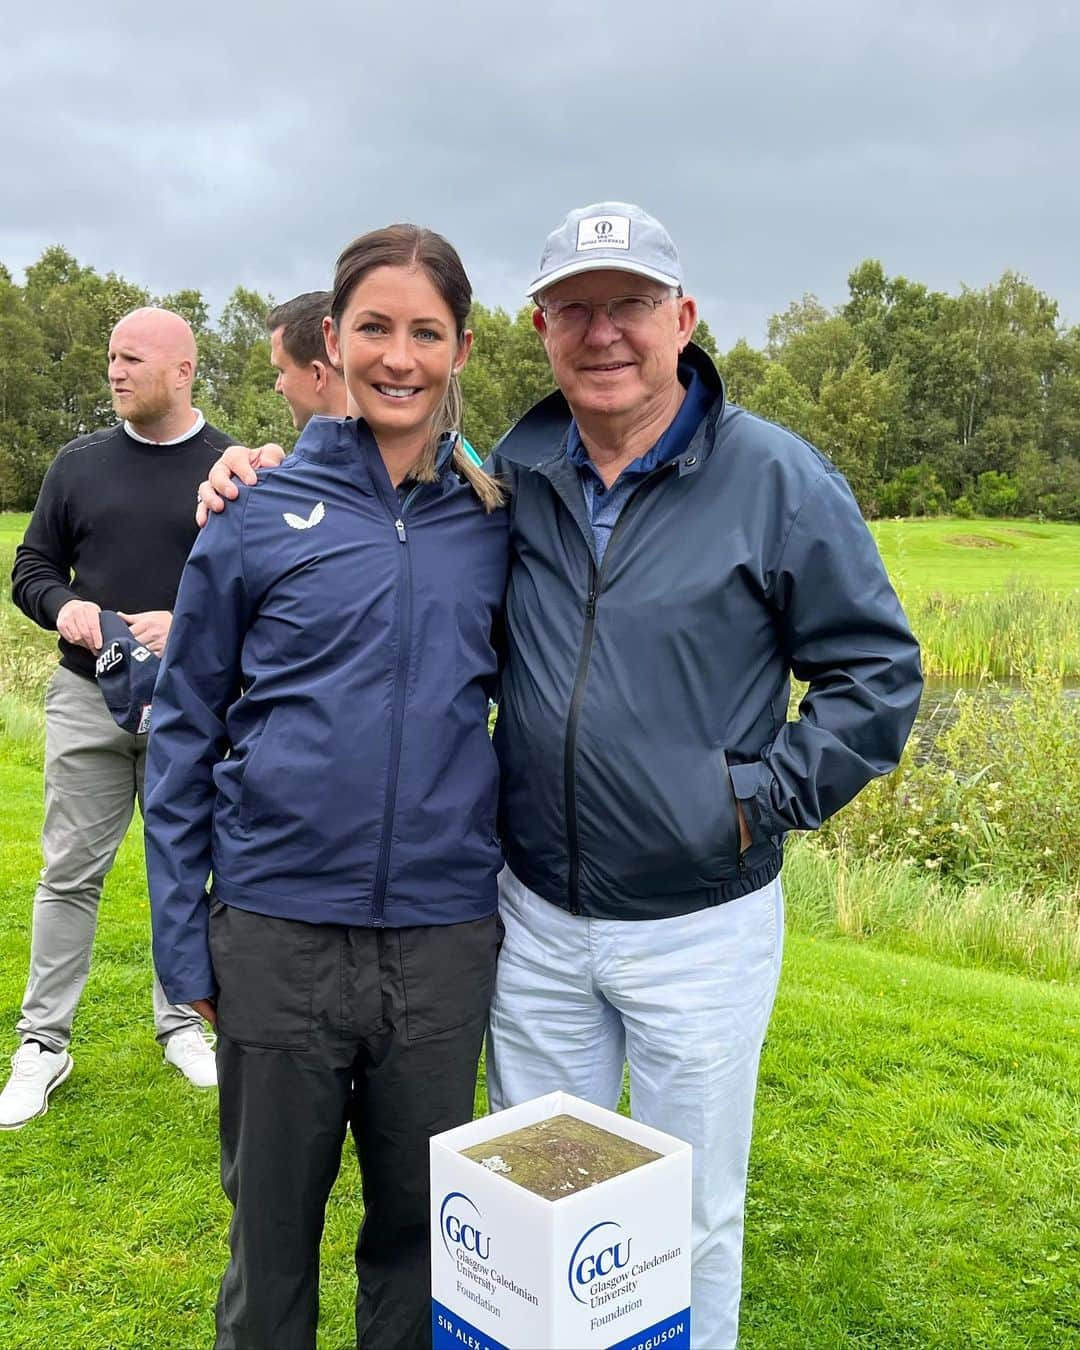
[904,583,1080,679]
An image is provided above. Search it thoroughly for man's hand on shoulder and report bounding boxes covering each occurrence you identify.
[117,610,172,657]
[56,598,102,651]
[195,443,286,527]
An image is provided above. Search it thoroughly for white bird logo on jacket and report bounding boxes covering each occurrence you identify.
[283,502,326,530]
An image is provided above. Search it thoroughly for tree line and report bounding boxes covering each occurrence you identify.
[2,247,1077,519]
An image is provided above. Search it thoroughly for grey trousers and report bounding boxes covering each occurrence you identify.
[16,665,199,1053]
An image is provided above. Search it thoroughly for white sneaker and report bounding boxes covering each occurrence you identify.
[163,1026,218,1089]
[0,1042,74,1129]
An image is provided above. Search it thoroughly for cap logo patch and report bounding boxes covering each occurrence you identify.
[96,642,123,676]
[576,215,630,252]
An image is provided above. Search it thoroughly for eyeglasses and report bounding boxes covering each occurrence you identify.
[539,293,676,335]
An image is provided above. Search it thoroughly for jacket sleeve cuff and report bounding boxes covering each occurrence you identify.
[162,966,217,1008]
[729,760,779,840]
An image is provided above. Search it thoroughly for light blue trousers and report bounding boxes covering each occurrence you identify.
[487,868,784,1350]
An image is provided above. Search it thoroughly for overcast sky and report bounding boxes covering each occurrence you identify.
[3,0,1076,348]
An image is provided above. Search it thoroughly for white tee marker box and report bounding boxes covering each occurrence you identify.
[430,1091,692,1350]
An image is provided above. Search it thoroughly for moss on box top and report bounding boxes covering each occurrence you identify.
[461,1114,661,1200]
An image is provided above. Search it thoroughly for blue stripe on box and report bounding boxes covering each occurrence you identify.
[606,1307,692,1350]
[432,1299,510,1350]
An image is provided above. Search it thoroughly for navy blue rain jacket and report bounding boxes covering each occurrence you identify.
[490,343,923,919]
[144,418,509,1005]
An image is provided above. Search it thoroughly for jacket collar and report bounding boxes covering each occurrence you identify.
[494,341,725,471]
[292,417,459,495]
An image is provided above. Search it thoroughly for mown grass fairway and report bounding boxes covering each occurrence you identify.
[869,517,1080,597]
[1,759,1077,1348]
[7,512,1080,597]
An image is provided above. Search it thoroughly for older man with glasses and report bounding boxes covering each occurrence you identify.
[484,203,922,1350]
[196,202,922,1349]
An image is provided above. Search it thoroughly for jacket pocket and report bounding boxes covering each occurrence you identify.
[695,748,744,884]
[209,902,316,1050]
[591,741,743,896]
[236,710,277,835]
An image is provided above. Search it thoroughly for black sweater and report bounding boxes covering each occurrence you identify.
[12,420,233,679]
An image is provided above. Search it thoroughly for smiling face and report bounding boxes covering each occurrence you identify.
[323,264,472,452]
[534,269,697,424]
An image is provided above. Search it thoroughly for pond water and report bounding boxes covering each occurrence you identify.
[912,675,1080,748]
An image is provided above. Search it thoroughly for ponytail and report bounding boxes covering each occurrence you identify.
[404,372,506,513]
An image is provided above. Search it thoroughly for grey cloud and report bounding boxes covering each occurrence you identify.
[3,0,1077,349]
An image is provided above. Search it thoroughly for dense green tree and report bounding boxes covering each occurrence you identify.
[808,353,906,509]
[691,317,719,363]
[460,304,554,454]
[1,247,1078,520]
[741,363,816,440]
[878,463,948,518]
[717,339,768,405]
[766,293,830,357]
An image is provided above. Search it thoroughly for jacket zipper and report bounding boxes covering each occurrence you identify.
[564,466,673,913]
[371,484,422,924]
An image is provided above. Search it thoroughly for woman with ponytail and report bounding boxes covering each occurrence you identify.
[143,226,508,1350]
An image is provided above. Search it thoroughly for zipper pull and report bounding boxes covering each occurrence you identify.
[395,519,407,543]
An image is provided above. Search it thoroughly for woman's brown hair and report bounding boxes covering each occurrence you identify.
[330,224,504,512]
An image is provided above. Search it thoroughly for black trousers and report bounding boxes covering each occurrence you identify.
[208,902,500,1350]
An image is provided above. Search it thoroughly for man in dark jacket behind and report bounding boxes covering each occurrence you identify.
[1,307,232,1131]
[196,203,923,1350]
[483,203,922,1350]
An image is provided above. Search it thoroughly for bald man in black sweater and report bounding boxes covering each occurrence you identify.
[1,308,232,1130]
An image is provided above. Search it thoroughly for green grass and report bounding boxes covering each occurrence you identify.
[1,508,1078,1342]
[909,587,1080,678]
[6,514,1080,689]
[0,514,57,724]
[867,519,1080,674]
[6,511,1080,602]
[743,938,1079,1349]
[1,759,1077,1348]
[785,838,1080,984]
[870,517,1080,598]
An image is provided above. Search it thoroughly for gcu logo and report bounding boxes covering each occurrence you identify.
[440,1191,491,1262]
[594,220,614,237]
[568,1220,632,1304]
